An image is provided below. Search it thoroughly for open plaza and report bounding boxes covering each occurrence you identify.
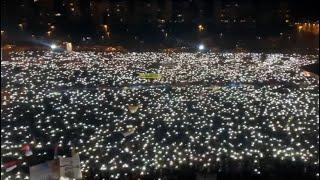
[1,51,319,179]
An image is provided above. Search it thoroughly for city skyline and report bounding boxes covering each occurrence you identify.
[2,0,318,30]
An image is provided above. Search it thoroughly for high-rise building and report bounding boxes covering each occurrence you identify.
[91,1,109,25]
[278,2,291,24]
[111,0,130,24]
[214,1,256,28]
[2,0,38,31]
[256,1,281,26]
[1,0,8,28]
[130,0,159,24]
[213,0,222,25]
[79,0,91,21]
[158,0,172,23]
[171,0,190,23]
[197,0,214,23]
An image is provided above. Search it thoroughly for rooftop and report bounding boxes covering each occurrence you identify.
[301,63,319,76]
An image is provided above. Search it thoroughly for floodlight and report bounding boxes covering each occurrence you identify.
[50,44,57,50]
[198,44,205,50]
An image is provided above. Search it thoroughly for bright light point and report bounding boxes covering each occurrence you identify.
[198,44,205,50]
[198,24,205,32]
[50,44,57,49]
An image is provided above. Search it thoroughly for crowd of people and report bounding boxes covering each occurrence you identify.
[1,51,319,179]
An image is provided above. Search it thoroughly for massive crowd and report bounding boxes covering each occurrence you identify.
[1,51,319,179]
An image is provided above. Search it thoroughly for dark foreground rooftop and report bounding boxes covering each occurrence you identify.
[301,63,319,76]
